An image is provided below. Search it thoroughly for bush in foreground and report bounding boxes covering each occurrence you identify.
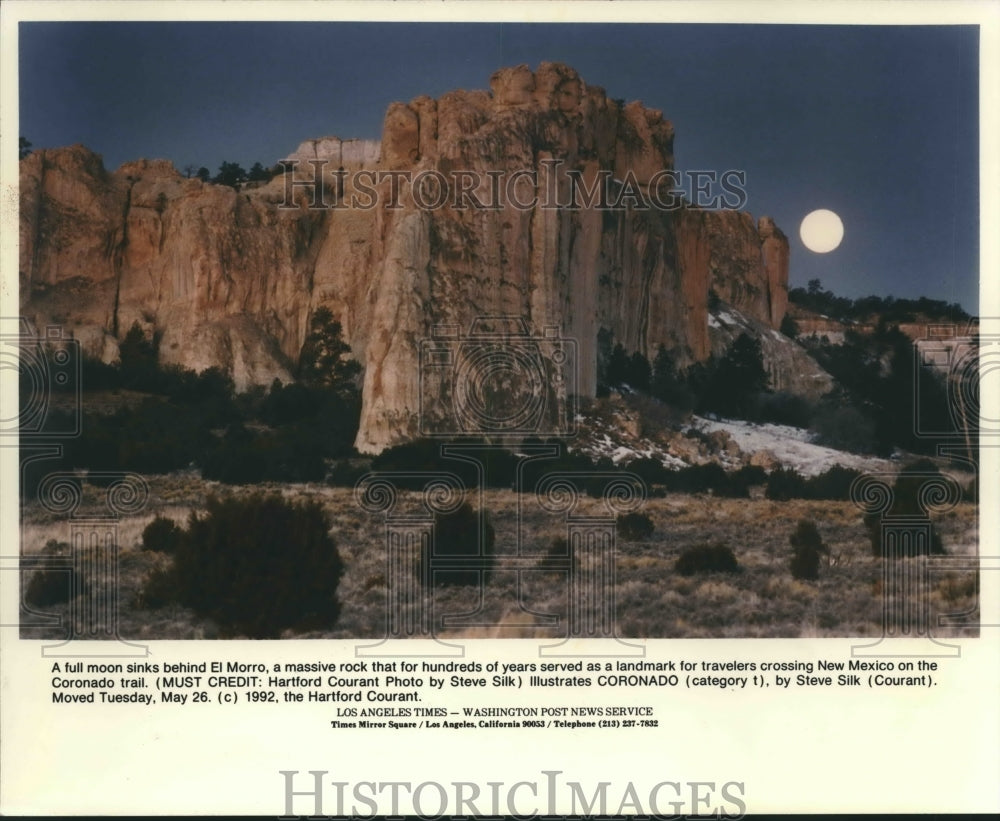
[675,543,740,576]
[789,520,829,581]
[537,537,570,576]
[141,516,184,555]
[617,512,655,540]
[140,493,343,638]
[420,502,495,587]
[765,467,808,501]
[25,568,89,608]
[765,466,861,502]
[863,460,947,558]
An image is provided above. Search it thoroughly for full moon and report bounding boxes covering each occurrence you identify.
[800,209,844,253]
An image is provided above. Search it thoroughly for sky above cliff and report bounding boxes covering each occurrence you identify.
[17,21,980,312]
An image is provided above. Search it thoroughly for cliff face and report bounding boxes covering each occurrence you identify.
[19,63,795,453]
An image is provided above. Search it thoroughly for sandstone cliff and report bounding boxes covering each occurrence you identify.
[19,62,800,453]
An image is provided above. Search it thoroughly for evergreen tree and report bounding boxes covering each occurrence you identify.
[298,307,361,396]
[213,161,248,188]
[780,314,799,338]
[626,351,652,392]
[606,343,630,389]
[700,333,769,418]
[118,321,157,390]
[651,345,694,410]
[595,327,614,394]
[247,162,271,182]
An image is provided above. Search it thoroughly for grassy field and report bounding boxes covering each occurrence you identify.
[19,473,979,641]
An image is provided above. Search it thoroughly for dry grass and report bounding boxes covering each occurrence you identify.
[19,475,980,641]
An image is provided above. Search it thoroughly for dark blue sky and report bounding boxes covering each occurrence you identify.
[18,22,979,312]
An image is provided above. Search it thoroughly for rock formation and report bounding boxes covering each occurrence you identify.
[19,62,804,453]
[708,303,834,400]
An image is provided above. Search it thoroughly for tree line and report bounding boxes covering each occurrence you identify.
[182,161,277,187]
[789,279,968,325]
[20,137,276,188]
[22,308,362,494]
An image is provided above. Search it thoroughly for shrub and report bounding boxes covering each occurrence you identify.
[733,464,768,488]
[765,467,808,501]
[626,457,672,486]
[617,512,655,540]
[371,438,517,490]
[628,393,689,436]
[25,567,88,608]
[668,463,727,494]
[889,459,944,515]
[138,565,181,610]
[713,470,753,498]
[863,460,948,558]
[140,493,343,637]
[199,424,268,484]
[141,516,184,554]
[780,314,800,338]
[789,520,829,581]
[371,438,442,474]
[812,405,877,454]
[752,391,814,428]
[62,401,214,475]
[260,380,321,426]
[200,425,326,484]
[864,513,945,558]
[326,459,370,487]
[421,502,495,587]
[805,466,860,501]
[163,366,238,427]
[537,537,569,575]
[764,465,860,502]
[518,442,603,495]
[675,543,740,576]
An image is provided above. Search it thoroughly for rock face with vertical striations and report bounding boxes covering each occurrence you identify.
[19,62,804,453]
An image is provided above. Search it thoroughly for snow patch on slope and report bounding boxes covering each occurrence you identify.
[692,416,893,477]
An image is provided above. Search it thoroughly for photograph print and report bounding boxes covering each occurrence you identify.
[11,16,985,646]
